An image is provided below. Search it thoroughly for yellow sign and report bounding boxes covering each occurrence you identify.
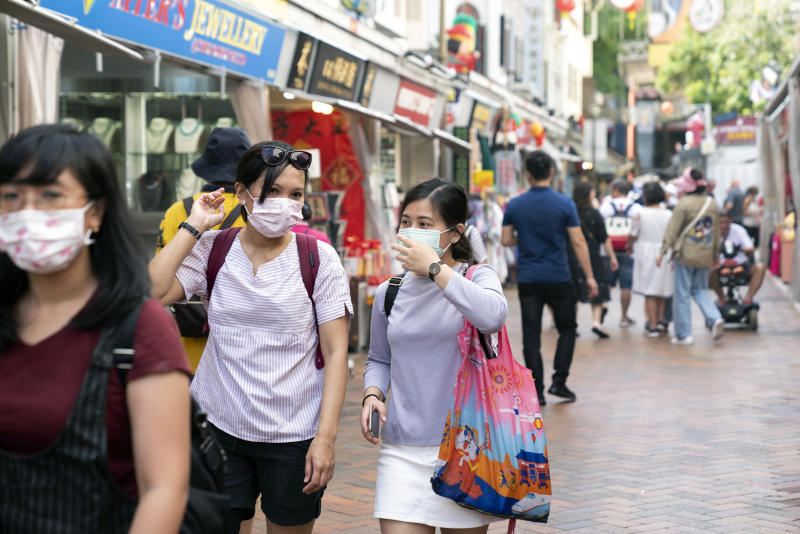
[474,170,494,188]
[184,0,269,55]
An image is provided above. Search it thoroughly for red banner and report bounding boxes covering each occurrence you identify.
[271,110,364,240]
[394,79,437,127]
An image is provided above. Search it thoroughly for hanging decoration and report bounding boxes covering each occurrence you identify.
[446,13,480,73]
[556,0,576,18]
[530,122,546,147]
[660,101,674,114]
[625,0,644,30]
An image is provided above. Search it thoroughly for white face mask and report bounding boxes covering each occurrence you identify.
[0,202,95,274]
[398,227,455,257]
[243,191,303,238]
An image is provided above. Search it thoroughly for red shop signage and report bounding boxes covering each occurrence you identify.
[394,79,437,127]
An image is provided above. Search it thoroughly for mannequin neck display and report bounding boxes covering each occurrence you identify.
[146,117,174,153]
[175,167,203,199]
[174,118,205,154]
[215,117,235,128]
[61,117,84,132]
[88,118,120,148]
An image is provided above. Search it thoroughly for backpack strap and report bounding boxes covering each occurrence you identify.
[207,227,241,299]
[295,232,324,370]
[219,204,242,230]
[182,196,194,219]
[623,202,634,216]
[384,272,406,317]
[112,300,146,386]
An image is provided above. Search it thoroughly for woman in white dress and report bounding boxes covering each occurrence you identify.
[628,182,673,337]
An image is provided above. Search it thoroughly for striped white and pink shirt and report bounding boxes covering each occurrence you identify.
[177,231,353,443]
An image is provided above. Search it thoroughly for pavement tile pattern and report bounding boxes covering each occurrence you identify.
[252,276,800,533]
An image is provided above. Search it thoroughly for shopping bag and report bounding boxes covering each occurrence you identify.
[430,267,551,524]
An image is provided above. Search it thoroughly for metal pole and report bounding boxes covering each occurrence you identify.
[439,0,447,64]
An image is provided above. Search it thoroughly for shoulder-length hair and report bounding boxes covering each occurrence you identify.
[572,181,594,210]
[398,178,474,264]
[0,124,149,351]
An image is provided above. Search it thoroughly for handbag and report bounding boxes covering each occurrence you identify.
[430,266,551,532]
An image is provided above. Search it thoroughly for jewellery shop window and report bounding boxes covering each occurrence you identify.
[131,94,238,213]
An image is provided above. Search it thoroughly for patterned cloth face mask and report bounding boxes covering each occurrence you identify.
[0,202,95,274]
[398,227,455,257]
[243,191,303,238]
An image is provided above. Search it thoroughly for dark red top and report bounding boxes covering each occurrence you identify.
[0,299,191,498]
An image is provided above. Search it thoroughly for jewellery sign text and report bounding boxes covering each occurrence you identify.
[42,0,286,83]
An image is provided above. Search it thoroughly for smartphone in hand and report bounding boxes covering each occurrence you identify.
[369,407,380,439]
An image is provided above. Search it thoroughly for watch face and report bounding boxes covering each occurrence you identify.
[429,262,442,276]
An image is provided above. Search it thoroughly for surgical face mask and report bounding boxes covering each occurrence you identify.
[398,227,455,257]
[0,202,95,274]
[243,191,303,238]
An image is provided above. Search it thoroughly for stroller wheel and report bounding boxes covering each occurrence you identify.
[747,308,758,331]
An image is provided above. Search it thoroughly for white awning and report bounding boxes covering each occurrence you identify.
[0,0,143,60]
[336,99,397,125]
[433,128,470,154]
[389,114,433,137]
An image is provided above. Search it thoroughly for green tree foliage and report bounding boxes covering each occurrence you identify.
[656,0,799,114]
[592,3,648,98]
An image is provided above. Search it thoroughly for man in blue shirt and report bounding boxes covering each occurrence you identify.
[502,151,597,405]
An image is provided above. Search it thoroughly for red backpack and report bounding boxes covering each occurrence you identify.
[205,227,325,369]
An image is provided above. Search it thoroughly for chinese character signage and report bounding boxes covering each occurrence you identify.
[41,0,286,83]
[470,101,492,132]
[307,41,366,101]
[288,33,316,91]
[359,63,377,107]
[394,79,437,127]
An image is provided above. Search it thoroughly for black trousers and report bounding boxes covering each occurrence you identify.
[518,282,577,395]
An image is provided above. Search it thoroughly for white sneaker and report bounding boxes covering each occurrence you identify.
[711,318,725,341]
[671,335,694,346]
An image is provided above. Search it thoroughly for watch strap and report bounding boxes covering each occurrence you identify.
[179,221,202,240]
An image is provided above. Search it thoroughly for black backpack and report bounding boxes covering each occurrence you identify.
[112,301,230,534]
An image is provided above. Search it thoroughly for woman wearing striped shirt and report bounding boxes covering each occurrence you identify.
[361,179,508,534]
[150,141,352,534]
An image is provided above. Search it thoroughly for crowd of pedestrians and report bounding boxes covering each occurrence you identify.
[0,123,766,533]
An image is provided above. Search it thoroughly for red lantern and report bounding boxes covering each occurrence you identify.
[625,0,643,29]
[534,127,546,147]
[556,0,576,16]
[660,101,674,114]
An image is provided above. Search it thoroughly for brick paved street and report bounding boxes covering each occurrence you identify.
[253,275,800,533]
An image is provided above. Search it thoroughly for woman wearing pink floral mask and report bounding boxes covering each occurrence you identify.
[149,141,352,534]
[0,124,191,533]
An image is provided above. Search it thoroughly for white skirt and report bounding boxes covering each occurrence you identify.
[374,441,496,528]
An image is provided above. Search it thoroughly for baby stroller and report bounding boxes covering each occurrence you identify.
[715,240,759,331]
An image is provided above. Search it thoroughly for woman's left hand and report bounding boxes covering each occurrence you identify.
[303,435,335,494]
[391,235,440,276]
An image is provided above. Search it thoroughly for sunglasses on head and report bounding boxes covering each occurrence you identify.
[260,146,312,171]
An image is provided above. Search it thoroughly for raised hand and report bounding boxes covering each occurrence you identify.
[186,188,226,232]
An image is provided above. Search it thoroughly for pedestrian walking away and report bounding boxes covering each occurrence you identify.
[723,179,745,225]
[628,182,674,337]
[599,178,642,328]
[361,178,508,533]
[501,150,597,405]
[0,124,191,534]
[149,141,353,534]
[567,181,618,339]
[658,168,724,345]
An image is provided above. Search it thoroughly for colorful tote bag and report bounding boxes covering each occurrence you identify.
[430,267,551,525]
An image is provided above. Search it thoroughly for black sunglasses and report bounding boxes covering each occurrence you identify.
[260,146,312,171]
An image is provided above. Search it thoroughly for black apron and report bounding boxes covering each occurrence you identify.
[0,326,137,534]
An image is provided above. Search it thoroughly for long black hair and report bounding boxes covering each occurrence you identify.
[236,140,308,222]
[398,178,474,264]
[572,181,594,210]
[0,124,149,351]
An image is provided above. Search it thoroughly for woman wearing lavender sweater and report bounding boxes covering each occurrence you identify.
[361,179,508,534]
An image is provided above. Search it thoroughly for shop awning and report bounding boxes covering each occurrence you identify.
[0,0,143,60]
[433,128,471,154]
[389,114,433,137]
[335,99,397,125]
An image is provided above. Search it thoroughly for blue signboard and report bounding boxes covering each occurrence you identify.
[41,0,286,83]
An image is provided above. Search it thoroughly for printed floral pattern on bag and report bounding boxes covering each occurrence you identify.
[430,266,551,523]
